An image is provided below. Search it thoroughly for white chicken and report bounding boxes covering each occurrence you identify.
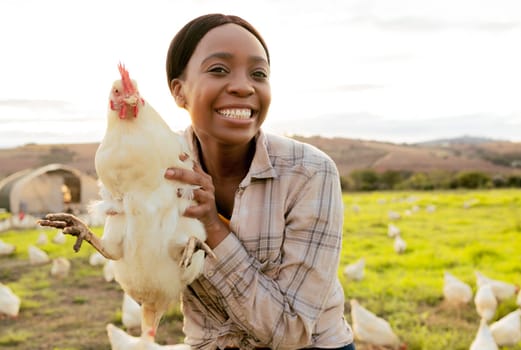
[52,230,67,244]
[89,251,108,266]
[106,323,191,350]
[36,232,48,245]
[0,282,21,317]
[103,260,116,282]
[122,293,142,330]
[475,270,519,301]
[50,257,71,279]
[350,299,405,349]
[0,239,16,256]
[343,257,365,281]
[387,223,401,238]
[393,234,407,254]
[443,271,472,306]
[470,318,498,350]
[474,284,497,322]
[489,309,521,346]
[38,63,214,342]
[28,245,50,265]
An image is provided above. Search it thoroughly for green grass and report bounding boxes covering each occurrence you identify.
[341,189,521,349]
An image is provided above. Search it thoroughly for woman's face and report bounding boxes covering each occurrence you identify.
[172,23,271,147]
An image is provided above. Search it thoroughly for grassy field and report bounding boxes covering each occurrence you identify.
[1,189,520,349]
[340,188,521,349]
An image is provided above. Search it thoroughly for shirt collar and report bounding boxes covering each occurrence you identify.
[184,126,277,187]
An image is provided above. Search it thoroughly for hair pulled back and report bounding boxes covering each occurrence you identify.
[166,13,270,86]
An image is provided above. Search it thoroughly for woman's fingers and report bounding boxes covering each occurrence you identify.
[165,166,214,192]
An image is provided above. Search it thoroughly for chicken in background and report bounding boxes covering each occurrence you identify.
[106,323,191,350]
[0,239,16,256]
[28,245,50,265]
[517,288,521,308]
[443,271,472,306]
[50,257,71,279]
[122,293,142,330]
[350,299,407,349]
[103,260,116,282]
[52,230,67,244]
[489,309,521,346]
[0,282,21,318]
[474,284,497,322]
[89,251,108,266]
[393,234,407,254]
[470,318,498,350]
[36,231,48,245]
[38,64,215,342]
[475,270,520,302]
[387,223,400,238]
[343,257,365,281]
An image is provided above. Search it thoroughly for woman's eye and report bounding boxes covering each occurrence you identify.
[252,70,268,79]
[208,66,227,74]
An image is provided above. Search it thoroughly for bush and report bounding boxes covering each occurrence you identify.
[453,171,491,189]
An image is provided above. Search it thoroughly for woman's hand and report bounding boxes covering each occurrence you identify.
[164,163,229,249]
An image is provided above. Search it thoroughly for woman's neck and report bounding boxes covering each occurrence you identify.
[195,137,255,182]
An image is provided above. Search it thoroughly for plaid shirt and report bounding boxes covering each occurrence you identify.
[182,128,353,350]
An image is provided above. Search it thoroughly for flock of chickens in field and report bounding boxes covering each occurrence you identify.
[343,206,521,349]
[0,231,189,349]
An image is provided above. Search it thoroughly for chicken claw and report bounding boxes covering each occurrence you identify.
[38,213,97,253]
[180,236,216,268]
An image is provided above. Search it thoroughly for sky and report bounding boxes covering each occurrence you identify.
[0,0,520,148]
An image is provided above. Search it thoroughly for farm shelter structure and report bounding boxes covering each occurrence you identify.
[0,163,99,216]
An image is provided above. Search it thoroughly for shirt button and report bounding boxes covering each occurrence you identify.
[206,270,215,278]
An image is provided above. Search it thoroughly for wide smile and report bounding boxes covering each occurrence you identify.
[216,108,255,120]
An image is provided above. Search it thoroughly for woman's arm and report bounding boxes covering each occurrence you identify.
[166,157,345,349]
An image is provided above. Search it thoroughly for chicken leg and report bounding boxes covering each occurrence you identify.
[38,213,120,259]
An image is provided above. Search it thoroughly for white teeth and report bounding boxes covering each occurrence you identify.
[217,108,252,119]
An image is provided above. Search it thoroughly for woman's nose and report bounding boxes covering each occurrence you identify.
[226,73,255,96]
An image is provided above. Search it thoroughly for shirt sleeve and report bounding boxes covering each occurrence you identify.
[202,159,344,349]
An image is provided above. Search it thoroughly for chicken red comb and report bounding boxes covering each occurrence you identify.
[118,63,136,95]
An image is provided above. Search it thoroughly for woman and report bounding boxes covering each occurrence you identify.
[164,13,354,350]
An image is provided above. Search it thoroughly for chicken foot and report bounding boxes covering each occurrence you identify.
[179,236,216,268]
[38,213,115,259]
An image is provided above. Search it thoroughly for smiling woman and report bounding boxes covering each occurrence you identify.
[162,13,355,349]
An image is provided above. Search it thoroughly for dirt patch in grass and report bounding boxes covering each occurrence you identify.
[0,256,185,350]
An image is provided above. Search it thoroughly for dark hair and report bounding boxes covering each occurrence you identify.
[166,13,270,85]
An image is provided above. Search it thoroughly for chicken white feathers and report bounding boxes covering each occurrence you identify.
[50,257,71,279]
[28,245,50,265]
[393,235,407,254]
[350,299,402,348]
[475,270,519,301]
[474,284,497,322]
[489,309,521,346]
[343,257,365,281]
[0,282,21,317]
[443,271,472,305]
[89,64,208,340]
[470,318,498,350]
[0,239,16,256]
[122,293,142,330]
[106,323,190,350]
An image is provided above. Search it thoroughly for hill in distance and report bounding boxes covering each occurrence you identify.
[1,135,520,180]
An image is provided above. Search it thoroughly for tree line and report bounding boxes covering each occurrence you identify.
[340,169,521,191]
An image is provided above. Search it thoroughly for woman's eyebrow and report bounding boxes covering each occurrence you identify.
[201,52,268,66]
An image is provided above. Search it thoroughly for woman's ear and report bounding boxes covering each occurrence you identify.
[170,79,186,108]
